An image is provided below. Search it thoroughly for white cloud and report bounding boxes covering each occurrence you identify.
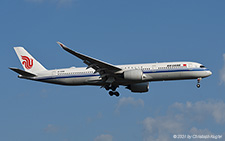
[115,97,144,113]
[44,124,59,133]
[94,134,113,141]
[220,54,225,84]
[172,100,225,124]
[189,127,213,135]
[142,100,225,141]
[142,116,185,141]
[86,112,103,124]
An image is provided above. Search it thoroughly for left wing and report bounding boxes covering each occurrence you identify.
[57,42,122,80]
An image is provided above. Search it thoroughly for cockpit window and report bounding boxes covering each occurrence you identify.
[200,65,205,68]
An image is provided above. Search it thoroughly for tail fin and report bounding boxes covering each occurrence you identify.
[14,47,47,73]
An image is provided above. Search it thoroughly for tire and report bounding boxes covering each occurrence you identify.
[115,92,120,97]
[109,91,114,96]
[196,84,200,88]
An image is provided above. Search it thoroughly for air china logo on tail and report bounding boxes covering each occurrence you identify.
[21,56,33,69]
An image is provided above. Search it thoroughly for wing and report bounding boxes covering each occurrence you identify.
[57,42,122,80]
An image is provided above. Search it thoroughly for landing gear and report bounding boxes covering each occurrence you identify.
[109,91,113,96]
[104,84,120,97]
[109,91,120,97]
[105,85,110,91]
[115,92,119,97]
[196,78,202,88]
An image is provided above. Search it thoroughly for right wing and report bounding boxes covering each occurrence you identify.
[57,42,122,80]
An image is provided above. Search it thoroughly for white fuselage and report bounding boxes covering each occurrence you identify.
[11,45,212,96]
[23,61,212,86]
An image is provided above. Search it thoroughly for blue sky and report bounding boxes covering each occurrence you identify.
[1,0,225,140]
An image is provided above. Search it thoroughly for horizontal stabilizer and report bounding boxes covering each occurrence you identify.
[9,67,36,77]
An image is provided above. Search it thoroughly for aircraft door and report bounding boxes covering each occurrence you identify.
[52,71,58,78]
[188,64,193,70]
[152,65,157,72]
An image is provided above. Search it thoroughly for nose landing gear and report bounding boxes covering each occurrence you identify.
[196,78,202,88]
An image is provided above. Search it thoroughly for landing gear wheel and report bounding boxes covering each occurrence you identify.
[104,84,118,91]
[115,92,120,97]
[105,84,119,97]
[105,85,110,91]
[109,91,114,96]
[111,86,117,91]
[196,84,200,88]
[108,91,120,97]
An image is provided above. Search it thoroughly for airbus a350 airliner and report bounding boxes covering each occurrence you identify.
[10,42,212,97]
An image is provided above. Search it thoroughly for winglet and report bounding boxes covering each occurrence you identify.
[57,41,67,49]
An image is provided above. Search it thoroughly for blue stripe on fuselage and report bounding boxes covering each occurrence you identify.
[37,68,208,81]
[37,74,100,81]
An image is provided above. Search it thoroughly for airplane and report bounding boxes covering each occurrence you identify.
[10,42,212,97]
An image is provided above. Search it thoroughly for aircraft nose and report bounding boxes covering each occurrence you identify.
[207,70,212,76]
[209,71,212,76]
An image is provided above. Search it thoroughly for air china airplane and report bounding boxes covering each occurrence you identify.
[10,42,212,97]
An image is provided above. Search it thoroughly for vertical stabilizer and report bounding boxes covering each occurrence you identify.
[14,47,47,73]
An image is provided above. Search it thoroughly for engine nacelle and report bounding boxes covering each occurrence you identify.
[126,82,149,93]
[123,69,143,80]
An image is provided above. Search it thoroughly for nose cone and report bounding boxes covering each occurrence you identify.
[209,71,212,75]
[207,70,212,77]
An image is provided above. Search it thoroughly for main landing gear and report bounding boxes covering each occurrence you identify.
[109,91,120,97]
[104,85,120,97]
[196,78,202,88]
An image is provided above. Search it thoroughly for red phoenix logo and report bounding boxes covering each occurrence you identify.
[21,56,33,69]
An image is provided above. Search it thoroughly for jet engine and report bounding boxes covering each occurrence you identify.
[123,70,143,80]
[126,82,149,93]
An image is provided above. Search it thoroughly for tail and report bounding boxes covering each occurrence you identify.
[14,47,47,73]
